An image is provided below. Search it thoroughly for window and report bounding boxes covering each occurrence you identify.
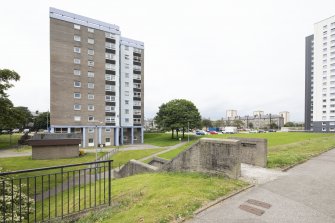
[125,109,129,114]
[125,91,129,96]
[74,81,81,87]
[105,63,115,70]
[105,138,111,143]
[88,49,94,55]
[105,128,111,132]
[134,101,141,106]
[105,116,115,123]
[88,94,94,100]
[125,73,130,78]
[133,74,141,80]
[105,106,115,112]
[88,83,94,89]
[74,116,81,121]
[74,58,81,64]
[125,54,130,60]
[74,47,81,53]
[88,105,94,111]
[88,38,95,44]
[88,27,94,33]
[134,118,141,123]
[88,72,94,78]
[74,104,81,110]
[125,118,129,123]
[125,64,130,69]
[74,24,80,30]
[88,128,94,133]
[105,95,115,102]
[125,82,129,87]
[105,74,115,81]
[74,69,81,76]
[125,100,129,105]
[330,122,335,125]
[134,109,141,115]
[134,92,141,97]
[74,35,81,41]
[105,42,115,49]
[124,46,129,51]
[105,85,115,91]
[134,83,141,89]
[322,128,327,131]
[88,138,94,143]
[88,116,94,122]
[105,32,114,39]
[88,61,94,67]
[105,53,114,60]
[74,92,81,99]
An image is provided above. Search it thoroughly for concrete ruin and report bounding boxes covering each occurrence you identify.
[27,133,81,160]
[230,137,267,167]
[114,137,268,180]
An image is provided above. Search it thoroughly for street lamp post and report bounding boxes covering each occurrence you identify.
[187,121,190,143]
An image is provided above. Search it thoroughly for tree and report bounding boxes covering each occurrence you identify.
[33,112,50,130]
[154,99,201,139]
[284,122,295,127]
[0,69,20,97]
[0,69,20,130]
[270,122,278,129]
[232,120,244,129]
[201,118,212,131]
[248,122,254,129]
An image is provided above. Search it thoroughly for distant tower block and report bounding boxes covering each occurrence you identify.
[226,110,238,119]
[253,111,264,117]
[279,111,290,124]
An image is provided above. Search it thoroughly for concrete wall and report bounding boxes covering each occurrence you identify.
[148,157,169,168]
[31,133,82,140]
[162,138,241,179]
[230,137,267,167]
[32,145,79,159]
[114,159,158,178]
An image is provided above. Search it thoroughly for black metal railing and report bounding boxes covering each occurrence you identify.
[0,160,112,222]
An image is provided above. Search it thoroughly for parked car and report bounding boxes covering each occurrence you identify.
[268,129,277,132]
[249,129,258,133]
[222,126,238,134]
[1,130,9,134]
[209,131,218,135]
[195,130,206,135]
[258,129,266,133]
[23,129,30,134]
[11,129,20,133]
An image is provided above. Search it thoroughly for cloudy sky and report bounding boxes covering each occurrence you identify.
[2,0,335,121]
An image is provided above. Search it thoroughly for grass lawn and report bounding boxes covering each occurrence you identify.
[267,135,335,168]
[0,153,106,195]
[144,133,196,147]
[0,133,23,149]
[153,132,335,169]
[111,148,164,168]
[34,172,248,223]
[158,140,197,160]
[205,132,333,147]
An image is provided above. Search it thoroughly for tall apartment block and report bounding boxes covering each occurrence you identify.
[305,16,335,132]
[49,8,144,147]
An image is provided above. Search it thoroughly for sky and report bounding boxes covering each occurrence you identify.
[1,0,335,122]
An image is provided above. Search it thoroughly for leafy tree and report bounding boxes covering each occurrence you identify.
[0,69,21,130]
[33,112,50,130]
[270,122,278,129]
[201,118,212,131]
[284,122,295,127]
[248,122,254,129]
[232,120,244,128]
[154,99,201,139]
[0,69,20,97]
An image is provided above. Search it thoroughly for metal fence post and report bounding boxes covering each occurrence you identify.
[108,160,112,206]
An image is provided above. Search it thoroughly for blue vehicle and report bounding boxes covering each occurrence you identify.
[195,130,206,135]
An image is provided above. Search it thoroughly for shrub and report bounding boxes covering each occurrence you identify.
[0,168,34,222]
[79,149,85,156]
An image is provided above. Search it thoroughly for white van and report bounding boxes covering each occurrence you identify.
[223,126,238,134]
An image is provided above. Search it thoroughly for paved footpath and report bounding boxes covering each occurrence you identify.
[188,149,335,223]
